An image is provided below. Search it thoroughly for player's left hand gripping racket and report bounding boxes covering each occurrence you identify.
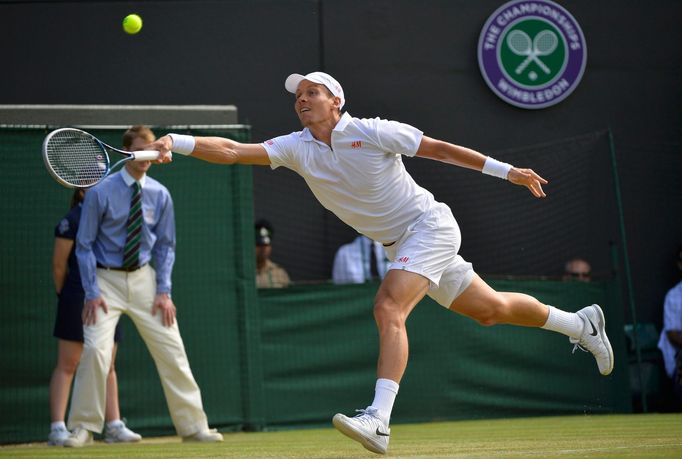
[42,128,161,188]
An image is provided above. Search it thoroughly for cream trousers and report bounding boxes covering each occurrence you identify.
[67,265,208,436]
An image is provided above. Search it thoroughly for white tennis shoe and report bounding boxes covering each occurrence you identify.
[570,304,614,375]
[47,425,70,446]
[63,426,93,448]
[332,407,390,454]
[104,420,142,443]
[182,428,224,443]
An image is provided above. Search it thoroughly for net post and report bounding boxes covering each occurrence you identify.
[608,128,646,412]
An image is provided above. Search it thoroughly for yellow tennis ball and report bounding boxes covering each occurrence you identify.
[123,14,143,35]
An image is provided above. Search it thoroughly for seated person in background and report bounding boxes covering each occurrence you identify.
[332,235,390,284]
[563,257,591,282]
[255,219,291,288]
[658,245,682,399]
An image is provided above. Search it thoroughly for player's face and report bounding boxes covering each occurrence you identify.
[294,81,338,127]
[126,136,154,174]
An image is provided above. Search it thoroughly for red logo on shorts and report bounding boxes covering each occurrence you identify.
[266,139,274,145]
[397,256,410,264]
[351,141,362,149]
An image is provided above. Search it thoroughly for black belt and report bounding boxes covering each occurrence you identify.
[97,263,147,272]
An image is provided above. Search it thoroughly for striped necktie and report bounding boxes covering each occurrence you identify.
[369,244,379,280]
[123,181,142,269]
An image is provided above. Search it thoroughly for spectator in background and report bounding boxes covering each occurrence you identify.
[48,188,140,446]
[255,219,291,288]
[658,245,682,400]
[563,258,592,282]
[332,235,389,284]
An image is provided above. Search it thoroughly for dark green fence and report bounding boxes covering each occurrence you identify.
[259,280,630,428]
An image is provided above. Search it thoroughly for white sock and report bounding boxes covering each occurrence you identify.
[51,421,66,431]
[369,378,399,423]
[541,306,584,338]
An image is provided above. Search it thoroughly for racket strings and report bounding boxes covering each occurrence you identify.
[507,29,557,56]
[507,30,532,55]
[46,131,108,187]
[534,31,558,55]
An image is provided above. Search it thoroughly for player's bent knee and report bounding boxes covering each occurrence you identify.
[476,316,498,327]
[373,298,404,327]
[373,299,393,320]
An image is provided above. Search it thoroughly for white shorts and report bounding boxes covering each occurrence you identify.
[383,203,475,308]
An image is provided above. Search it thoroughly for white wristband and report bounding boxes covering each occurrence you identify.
[168,133,195,156]
[482,157,513,180]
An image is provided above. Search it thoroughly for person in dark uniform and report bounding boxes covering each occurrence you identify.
[48,189,141,446]
[255,219,291,288]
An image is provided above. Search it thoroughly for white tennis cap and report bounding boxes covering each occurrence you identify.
[285,72,345,109]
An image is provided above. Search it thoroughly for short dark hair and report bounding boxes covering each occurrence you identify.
[122,125,155,149]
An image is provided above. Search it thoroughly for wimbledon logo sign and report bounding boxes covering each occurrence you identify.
[477,0,587,109]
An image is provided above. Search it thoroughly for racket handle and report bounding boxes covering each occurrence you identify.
[132,150,160,161]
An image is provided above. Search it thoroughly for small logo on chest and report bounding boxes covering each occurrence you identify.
[351,140,362,149]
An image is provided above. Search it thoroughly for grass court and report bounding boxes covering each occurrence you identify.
[2,413,681,458]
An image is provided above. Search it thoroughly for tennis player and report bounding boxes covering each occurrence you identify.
[149,72,614,455]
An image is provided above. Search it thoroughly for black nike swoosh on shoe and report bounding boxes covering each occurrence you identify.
[587,318,598,336]
[375,428,390,437]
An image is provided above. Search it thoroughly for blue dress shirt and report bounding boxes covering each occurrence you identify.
[76,167,176,300]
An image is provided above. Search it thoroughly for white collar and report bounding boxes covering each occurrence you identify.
[333,112,352,132]
[120,167,146,188]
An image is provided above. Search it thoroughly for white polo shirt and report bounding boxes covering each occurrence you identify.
[262,112,435,243]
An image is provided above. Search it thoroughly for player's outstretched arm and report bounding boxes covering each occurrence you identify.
[416,135,547,198]
[151,134,270,166]
[416,136,487,171]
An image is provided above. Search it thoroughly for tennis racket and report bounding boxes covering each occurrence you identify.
[42,128,161,188]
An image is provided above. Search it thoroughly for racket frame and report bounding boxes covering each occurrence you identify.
[42,128,158,189]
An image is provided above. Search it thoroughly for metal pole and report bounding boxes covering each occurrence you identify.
[608,129,646,412]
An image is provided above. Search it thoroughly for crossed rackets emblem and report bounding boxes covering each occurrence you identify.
[506,29,558,77]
